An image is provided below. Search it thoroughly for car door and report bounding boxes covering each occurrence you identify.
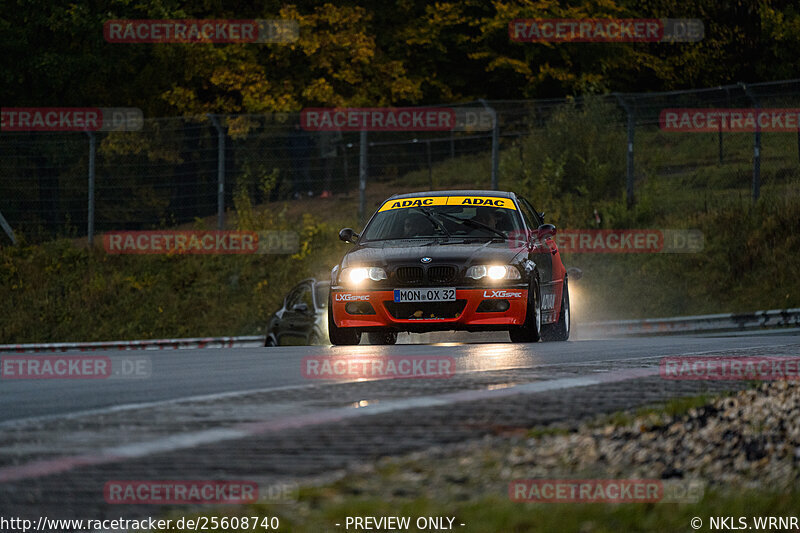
[517,197,553,282]
[517,197,559,319]
[279,281,316,345]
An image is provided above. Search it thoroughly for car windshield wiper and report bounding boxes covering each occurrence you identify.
[418,208,452,237]
[433,211,506,240]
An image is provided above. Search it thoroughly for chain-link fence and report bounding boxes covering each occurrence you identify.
[3,78,800,244]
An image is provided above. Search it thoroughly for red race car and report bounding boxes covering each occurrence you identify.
[328,190,571,345]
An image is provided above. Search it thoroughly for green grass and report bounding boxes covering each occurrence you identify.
[227,489,799,533]
[165,469,800,533]
[591,393,728,429]
[525,426,572,439]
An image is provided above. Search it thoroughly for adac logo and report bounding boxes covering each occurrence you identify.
[379,197,445,211]
[460,197,506,207]
[420,257,432,263]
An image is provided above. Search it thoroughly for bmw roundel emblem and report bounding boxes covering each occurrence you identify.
[420,257,432,263]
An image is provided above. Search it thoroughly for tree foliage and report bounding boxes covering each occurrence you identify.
[2,0,798,114]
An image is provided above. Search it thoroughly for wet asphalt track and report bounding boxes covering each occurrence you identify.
[3,331,799,424]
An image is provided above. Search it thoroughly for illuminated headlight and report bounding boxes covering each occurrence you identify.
[465,265,521,281]
[341,266,387,284]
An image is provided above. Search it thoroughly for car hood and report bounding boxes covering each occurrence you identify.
[340,239,523,269]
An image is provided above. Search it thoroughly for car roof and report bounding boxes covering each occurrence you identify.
[387,190,517,200]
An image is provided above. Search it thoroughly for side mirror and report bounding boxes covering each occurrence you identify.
[537,223,556,240]
[339,228,359,243]
[567,267,583,281]
[292,302,310,314]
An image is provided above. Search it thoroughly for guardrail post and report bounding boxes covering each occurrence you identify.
[359,130,367,225]
[739,83,760,203]
[86,131,96,246]
[479,99,499,190]
[208,114,226,230]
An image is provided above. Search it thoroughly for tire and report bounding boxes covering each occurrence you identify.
[542,277,570,342]
[367,330,398,345]
[327,296,361,345]
[264,336,276,347]
[509,278,542,343]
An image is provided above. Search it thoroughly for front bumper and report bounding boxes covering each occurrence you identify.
[331,287,528,333]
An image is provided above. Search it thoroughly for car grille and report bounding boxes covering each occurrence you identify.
[427,265,457,284]
[392,264,459,286]
[396,266,424,284]
[384,300,467,320]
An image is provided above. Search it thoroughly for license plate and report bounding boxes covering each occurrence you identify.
[393,288,456,303]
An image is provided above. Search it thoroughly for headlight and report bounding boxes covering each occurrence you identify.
[341,266,387,284]
[465,264,521,281]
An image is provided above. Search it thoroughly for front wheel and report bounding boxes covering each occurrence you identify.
[327,298,361,345]
[509,279,542,343]
[542,277,570,342]
[367,330,398,345]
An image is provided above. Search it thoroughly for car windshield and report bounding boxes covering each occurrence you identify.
[361,204,523,241]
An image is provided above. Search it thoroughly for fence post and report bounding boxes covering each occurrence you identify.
[426,140,433,189]
[0,209,16,245]
[720,86,731,164]
[359,130,367,225]
[86,131,96,246]
[208,114,226,230]
[479,99,499,190]
[343,143,350,190]
[739,83,760,203]
[615,94,635,208]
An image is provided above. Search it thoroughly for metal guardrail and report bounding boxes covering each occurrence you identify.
[0,308,798,352]
[578,308,800,336]
[0,336,265,353]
